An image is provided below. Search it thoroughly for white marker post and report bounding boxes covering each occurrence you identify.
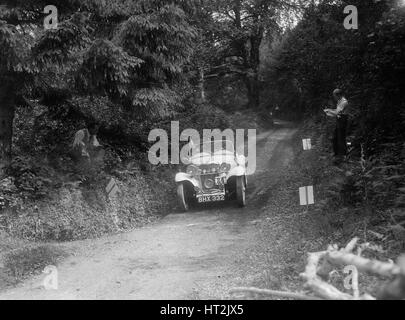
[299,186,314,211]
[302,139,312,150]
[105,178,121,230]
[106,178,119,199]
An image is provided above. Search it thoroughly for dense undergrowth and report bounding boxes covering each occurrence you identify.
[262,0,405,215]
[0,230,68,290]
[300,117,405,248]
[248,121,404,298]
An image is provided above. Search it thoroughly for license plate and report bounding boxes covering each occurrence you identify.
[198,194,225,203]
[215,176,225,185]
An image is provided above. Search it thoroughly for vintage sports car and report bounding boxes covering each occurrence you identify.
[175,140,247,211]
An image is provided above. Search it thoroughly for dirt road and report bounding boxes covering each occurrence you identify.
[0,125,297,300]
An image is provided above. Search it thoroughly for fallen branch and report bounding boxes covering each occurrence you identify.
[344,237,359,253]
[327,251,400,277]
[304,277,354,300]
[230,238,403,300]
[300,251,355,300]
[230,287,322,300]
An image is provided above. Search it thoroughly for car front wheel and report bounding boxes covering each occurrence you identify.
[236,176,246,207]
[177,183,190,212]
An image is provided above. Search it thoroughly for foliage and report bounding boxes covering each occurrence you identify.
[264,0,404,120]
[7,156,56,198]
[262,0,405,213]
[33,12,90,67]
[3,245,66,280]
[0,0,198,136]
[0,177,18,209]
[300,117,405,248]
[1,0,402,245]
[115,3,197,82]
[194,0,300,108]
[0,0,199,206]
[76,39,143,98]
[0,172,164,241]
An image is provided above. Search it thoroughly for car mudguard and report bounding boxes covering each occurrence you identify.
[227,166,245,181]
[175,172,200,188]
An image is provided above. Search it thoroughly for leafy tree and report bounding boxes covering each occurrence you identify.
[0,0,88,174]
[262,0,405,208]
[197,0,301,108]
[0,0,197,174]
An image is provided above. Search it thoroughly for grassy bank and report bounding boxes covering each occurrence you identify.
[0,232,67,291]
[244,120,404,298]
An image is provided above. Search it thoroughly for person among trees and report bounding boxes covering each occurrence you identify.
[72,121,103,165]
[324,89,349,163]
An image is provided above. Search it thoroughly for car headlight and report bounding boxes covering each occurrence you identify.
[209,164,219,173]
[186,165,199,176]
[219,163,231,173]
[204,178,215,189]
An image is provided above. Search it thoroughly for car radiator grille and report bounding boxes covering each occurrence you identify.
[200,174,223,193]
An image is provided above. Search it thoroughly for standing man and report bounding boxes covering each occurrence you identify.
[324,89,349,163]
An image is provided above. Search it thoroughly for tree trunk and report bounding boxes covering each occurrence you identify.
[233,0,242,28]
[245,31,263,109]
[196,67,206,104]
[245,75,260,109]
[0,84,15,176]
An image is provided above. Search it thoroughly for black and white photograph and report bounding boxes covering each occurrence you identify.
[0,0,404,306]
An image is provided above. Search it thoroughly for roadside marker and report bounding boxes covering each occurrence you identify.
[106,178,120,199]
[105,178,121,230]
[302,139,312,150]
[299,186,314,206]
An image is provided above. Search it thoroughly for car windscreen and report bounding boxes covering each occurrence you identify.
[194,140,235,156]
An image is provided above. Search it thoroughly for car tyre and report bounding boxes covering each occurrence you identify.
[177,183,190,212]
[236,176,246,207]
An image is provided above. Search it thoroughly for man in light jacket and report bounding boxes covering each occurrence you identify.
[324,89,349,163]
